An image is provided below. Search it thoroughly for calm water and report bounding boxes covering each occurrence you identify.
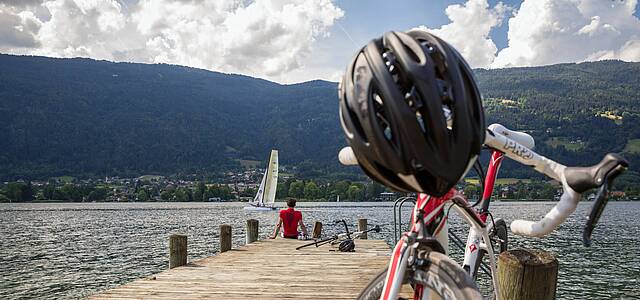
[0,201,638,299]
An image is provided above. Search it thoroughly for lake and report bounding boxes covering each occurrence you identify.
[1,201,638,299]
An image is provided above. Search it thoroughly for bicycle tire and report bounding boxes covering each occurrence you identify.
[357,251,482,300]
[493,218,508,253]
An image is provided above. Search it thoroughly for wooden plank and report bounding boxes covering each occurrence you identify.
[89,239,391,299]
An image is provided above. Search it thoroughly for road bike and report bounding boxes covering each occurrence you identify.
[295,219,382,252]
[338,123,628,300]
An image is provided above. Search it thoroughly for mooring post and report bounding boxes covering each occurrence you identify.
[220,224,232,253]
[312,221,323,239]
[358,218,368,239]
[169,234,187,269]
[497,249,558,300]
[246,219,259,244]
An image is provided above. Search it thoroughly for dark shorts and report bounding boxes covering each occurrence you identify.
[282,233,298,239]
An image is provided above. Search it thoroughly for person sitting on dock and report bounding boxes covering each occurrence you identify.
[269,198,308,239]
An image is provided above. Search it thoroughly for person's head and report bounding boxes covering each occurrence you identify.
[286,198,297,208]
[338,30,485,197]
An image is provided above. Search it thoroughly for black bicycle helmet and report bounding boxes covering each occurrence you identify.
[338,30,485,197]
[338,239,355,252]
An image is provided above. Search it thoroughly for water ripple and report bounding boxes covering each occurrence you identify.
[0,202,638,299]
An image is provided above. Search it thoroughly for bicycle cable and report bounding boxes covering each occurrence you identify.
[487,211,496,234]
[486,211,500,253]
[470,156,486,208]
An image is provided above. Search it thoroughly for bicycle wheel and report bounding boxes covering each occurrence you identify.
[358,251,482,300]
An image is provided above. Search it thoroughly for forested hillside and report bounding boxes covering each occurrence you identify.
[0,55,342,180]
[0,54,638,182]
[475,61,640,178]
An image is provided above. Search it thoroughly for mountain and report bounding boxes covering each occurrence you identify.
[475,61,640,178]
[0,54,342,180]
[0,54,638,181]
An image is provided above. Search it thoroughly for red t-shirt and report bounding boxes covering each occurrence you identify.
[280,208,302,238]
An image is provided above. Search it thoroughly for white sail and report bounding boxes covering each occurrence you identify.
[262,150,278,206]
[253,170,267,206]
[246,149,278,211]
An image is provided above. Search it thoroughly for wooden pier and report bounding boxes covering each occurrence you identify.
[89,220,391,299]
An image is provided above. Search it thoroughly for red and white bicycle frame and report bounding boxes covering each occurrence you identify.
[378,123,584,300]
[381,184,500,300]
[462,150,504,279]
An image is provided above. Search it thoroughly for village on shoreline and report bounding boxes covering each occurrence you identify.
[2,168,637,203]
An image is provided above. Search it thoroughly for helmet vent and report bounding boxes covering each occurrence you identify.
[347,103,368,143]
[373,91,393,142]
[442,106,453,130]
[436,79,453,103]
[404,86,424,110]
[419,39,447,75]
[416,111,426,133]
[421,40,436,55]
[382,51,397,74]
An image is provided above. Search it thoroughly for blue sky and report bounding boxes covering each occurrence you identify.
[1,0,639,83]
[330,0,640,50]
[314,0,519,80]
[332,0,509,47]
[299,0,640,82]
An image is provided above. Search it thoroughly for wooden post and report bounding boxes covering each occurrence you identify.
[497,249,558,300]
[358,218,368,239]
[312,221,323,239]
[220,224,232,253]
[246,219,259,244]
[169,234,187,269]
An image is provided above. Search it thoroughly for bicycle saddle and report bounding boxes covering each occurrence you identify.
[488,123,535,149]
[564,153,628,193]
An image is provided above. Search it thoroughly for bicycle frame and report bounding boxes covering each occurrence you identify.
[391,151,505,281]
[382,190,499,299]
[462,150,504,279]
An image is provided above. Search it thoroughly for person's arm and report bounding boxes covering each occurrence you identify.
[270,217,282,239]
[298,219,308,237]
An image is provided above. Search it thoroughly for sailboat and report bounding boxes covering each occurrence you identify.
[245,150,278,211]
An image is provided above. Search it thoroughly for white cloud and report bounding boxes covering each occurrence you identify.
[0,4,42,48]
[0,0,344,83]
[492,0,640,67]
[417,0,510,68]
[31,0,129,58]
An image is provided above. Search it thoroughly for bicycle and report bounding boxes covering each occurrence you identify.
[338,123,628,300]
[296,219,382,252]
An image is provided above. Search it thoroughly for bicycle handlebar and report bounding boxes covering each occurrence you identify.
[485,126,627,240]
[508,178,580,237]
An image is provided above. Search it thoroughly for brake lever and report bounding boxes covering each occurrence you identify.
[582,164,626,247]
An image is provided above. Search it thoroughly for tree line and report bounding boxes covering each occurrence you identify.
[275,179,389,201]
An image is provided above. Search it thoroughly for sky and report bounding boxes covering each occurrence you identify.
[1,0,639,84]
